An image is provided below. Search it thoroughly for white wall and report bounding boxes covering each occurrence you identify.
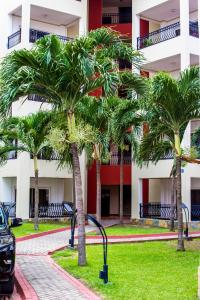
[149,179,161,203]
[30,177,72,203]
[0,177,16,203]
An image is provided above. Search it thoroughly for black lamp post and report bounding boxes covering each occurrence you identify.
[86,214,108,284]
[181,203,192,241]
[63,203,77,248]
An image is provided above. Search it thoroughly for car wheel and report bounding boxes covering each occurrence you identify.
[0,275,14,295]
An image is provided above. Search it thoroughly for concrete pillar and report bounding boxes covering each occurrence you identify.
[132,3,140,50]
[78,0,88,36]
[180,0,190,71]
[16,152,30,219]
[132,178,142,219]
[79,151,87,213]
[21,1,31,46]
[181,172,191,222]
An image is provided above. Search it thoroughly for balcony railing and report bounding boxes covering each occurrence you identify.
[102,13,132,25]
[137,21,199,50]
[29,202,74,218]
[137,22,180,50]
[140,203,177,220]
[28,94,48,103]
[191,205,200,221]
[103,153,132,165]
[189,21,199,38]
[8,28,72,49]
[30,150,60,160]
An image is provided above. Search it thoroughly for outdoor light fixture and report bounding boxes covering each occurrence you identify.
[86,215,108,284]
[63,203,77,248]
[181,203,192,241]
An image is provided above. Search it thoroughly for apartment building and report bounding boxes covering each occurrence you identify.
[0,0,199,224]
[0,0,88,219]
[87,0,200,225]
[131,0,200,224]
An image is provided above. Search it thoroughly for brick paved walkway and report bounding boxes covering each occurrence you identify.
[16,226,100,300]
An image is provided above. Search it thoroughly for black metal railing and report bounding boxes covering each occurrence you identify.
[30,151,60,160]
[8,29,21,49]
[137,22,180,50]
[189,21,199,38]
[8,28,72,49]
[28,94,48,103]
[191,205,200,221]
[29,202,74,218]
[140,203,177,220]
[102,13,132,25]
[29,29,72,43]
[103,153,132,165]
[8,151,17,160]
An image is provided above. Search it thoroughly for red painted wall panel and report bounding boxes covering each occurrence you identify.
[140,19,149,37]
[142,179,149,204]
[89,0,102,31]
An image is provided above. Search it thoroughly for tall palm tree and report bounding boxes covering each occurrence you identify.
[2,111,53,230]
[138,67,200,251]
[111,100,142,223]
[0,27,144,265]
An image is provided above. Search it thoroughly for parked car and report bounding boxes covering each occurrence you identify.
[0,203,22,295]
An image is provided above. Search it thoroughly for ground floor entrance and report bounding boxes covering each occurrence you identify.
[101,185,131,217]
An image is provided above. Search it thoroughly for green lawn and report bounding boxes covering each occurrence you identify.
[12,222,69,237]
[87,225,169,236]
[53,240,200,300]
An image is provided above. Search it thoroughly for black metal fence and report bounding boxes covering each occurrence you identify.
[140,203,177,220]
[189,21,199,38]
[102,13,132,24]
[191,205,200,221]
[103,153,132,165]
[8,28,72,49]
[28,94,48,103]
[8,29,21,49]
[29,202,74,218]
[137,22,180,50]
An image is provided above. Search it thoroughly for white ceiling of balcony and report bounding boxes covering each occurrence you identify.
[103,0,132,7]
[142,54,199,72]
[140,0,197,22]
[12,5,78,26]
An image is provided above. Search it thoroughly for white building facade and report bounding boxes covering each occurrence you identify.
[132,0,200,224]
[0,0,88,219]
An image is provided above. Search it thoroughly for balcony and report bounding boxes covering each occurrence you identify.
[137,21,199,50]
[8,28,72,49]
[102,13,132,25]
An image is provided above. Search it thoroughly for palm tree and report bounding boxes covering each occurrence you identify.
[138,67,200,251]
[111,99,142,223]
[0,27,144,265]
[2,111,53,230]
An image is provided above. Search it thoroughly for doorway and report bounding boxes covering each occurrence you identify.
[30,188,49,215]
[101,189,110,216]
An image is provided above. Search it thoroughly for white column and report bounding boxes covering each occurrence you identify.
[132,5,140,51]
[181,172,191,222]
[180,0,190,71]
[132,178,142,219]
[79,151,87,213]
[16,152,30,219]
[198,0,200,66]
[21,1,31,46]
[78,0,88,37]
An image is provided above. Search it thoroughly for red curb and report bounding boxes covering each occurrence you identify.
[83,231,200,240]
[16,226,70,242]
[15,264,39,300]
[47,256,101,300]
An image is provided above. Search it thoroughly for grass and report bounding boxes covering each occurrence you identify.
[11,222,69,237]
[53,240,200,300]
[87,225,169,236]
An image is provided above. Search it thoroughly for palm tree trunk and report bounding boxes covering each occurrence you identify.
[176,156,185,251]
[71,143,86,266]
[170,175,176,231]
[96,159,101,223]
[72,165,76,207]
[119,149,124,224]
[33,156,39,231]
